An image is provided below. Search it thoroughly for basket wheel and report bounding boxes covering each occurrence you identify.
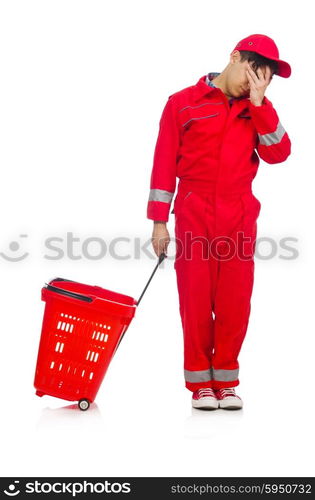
[78,398,90,411]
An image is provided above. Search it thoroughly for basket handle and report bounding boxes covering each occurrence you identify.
[45,252,167,306]
[44,283,93,302]
[136,252,167,306]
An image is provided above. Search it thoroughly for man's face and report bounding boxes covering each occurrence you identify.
[227,51,274,98]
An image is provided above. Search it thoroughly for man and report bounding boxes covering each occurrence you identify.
[146,34,291,410]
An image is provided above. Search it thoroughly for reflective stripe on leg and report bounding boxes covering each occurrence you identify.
[212,368,239,382]
[184,368,212,383]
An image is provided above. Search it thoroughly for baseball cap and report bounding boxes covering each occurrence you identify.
[231,34,291,78]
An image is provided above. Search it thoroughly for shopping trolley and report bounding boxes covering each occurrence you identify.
[34,253,167,410]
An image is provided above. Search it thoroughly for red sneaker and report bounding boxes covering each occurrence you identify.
[192,388,219,410]
[214,387,243,410]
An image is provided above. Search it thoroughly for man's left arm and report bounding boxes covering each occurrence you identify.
[249,96,291,164]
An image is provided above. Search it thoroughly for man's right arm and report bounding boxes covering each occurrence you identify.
[147,95,180,223]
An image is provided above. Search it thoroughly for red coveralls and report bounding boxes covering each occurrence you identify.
[147,73,291,391]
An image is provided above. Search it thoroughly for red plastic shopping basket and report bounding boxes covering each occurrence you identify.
[34,253,167,410]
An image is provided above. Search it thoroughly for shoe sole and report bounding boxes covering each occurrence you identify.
[218,398,243,410]
[192,398,219,410]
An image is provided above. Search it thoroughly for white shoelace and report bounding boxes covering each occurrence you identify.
[217,388,239,398]
[197,388,216,398]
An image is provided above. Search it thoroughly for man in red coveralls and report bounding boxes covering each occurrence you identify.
[147,34,291,410]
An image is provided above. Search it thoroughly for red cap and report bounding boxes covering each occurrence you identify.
[231,34,291,78]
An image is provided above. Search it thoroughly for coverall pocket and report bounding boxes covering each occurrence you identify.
[180,112,220,130]
[172,190,193,216]
[240,192,261,221]
[239,192,261,259]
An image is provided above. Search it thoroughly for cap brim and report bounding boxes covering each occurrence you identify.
[273,59,291,78]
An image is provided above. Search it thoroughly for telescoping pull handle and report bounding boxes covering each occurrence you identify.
[45,283,93,302]
[136,252,167,306]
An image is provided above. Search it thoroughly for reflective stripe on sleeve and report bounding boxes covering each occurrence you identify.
[184,369,212,383]
[149,188,174,204]
[212,368,239,382]
[258,121,286,146]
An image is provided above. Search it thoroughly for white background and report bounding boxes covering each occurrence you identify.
[0,0,313,477]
